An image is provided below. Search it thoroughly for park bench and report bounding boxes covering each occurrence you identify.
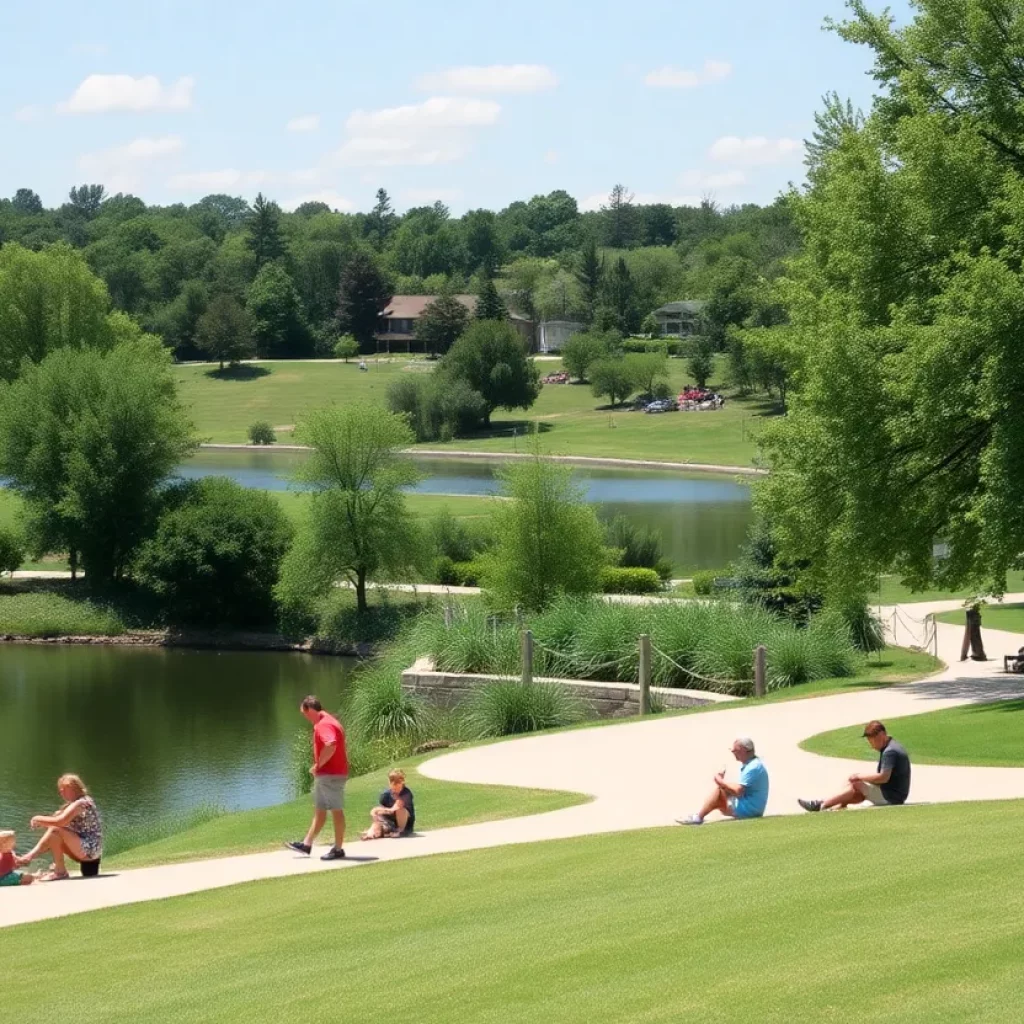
[1002,652,1024,673]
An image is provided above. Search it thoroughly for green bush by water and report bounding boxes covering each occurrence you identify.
[463,680,585,737]
[599,566,663,594]
[0,591,127,636]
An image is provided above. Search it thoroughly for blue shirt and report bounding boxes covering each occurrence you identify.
[734,757,769,818]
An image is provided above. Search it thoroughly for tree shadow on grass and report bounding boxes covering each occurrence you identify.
[204,365,271,382]
[455,420,554,442]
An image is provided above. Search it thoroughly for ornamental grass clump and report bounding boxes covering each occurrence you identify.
[463,681,585,738]
[571,602,643,681]
[647,602,717,685]
[426,604,519,675]
[350,666,428,741]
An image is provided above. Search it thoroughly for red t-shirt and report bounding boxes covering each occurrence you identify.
[0,851,15,877]
[313,712,348,776]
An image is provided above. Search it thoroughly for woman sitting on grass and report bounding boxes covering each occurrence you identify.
[361,769,416,840]
[16,774,103,881]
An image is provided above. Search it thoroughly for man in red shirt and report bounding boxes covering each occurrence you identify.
[286,696,348,861]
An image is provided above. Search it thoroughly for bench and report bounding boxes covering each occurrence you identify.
[1003,654,1024,674]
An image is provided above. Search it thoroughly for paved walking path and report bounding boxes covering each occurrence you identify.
[4,598,1023,929]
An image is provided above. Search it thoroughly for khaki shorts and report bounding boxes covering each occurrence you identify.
[313,774,347,811]
[854,781,889,806]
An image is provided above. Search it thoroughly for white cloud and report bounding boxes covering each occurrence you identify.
[14,105,41,123]
[578,191,702,213]
[709,135,801,165]
[78,135,184,192]
[281,189,355,212]
[645,60,731,89]
[287,114,320,133]
[337,96,500,167]
[59,74,195,114]
[415,64,557,94]
[678,168,747,189]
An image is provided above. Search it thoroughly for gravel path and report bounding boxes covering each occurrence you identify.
[3,598,1023,929]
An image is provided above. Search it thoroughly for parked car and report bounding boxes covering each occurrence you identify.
[644,399,676,414]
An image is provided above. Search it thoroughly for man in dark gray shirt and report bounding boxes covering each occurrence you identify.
[799,720,911,812]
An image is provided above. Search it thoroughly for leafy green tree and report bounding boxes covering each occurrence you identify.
[576,238,604,325]
[416,288,471,357]
[757,0,1024,597]
[333,335,359,361]
[561,330,617,382]
[247,262,308,358]
[463,208,503,273]
[0,340,195,582]
[589,357,637,406]
[536,268,584,321]
[687,336,716,389]
[629,352,669,397]
[336,249,392,354]
[246,193,286,269]
[484,455,606,610]
[276,405,421,614]
[0,526,23,575]
[475,274,508,321]
[68,184,106,218]
[149,279,210,358]
[12,189,42,215]
[134,477,293,625]
[196,292,253,369]
[640,313,660,338]
[0,243,116,382]
[439,320,540,425]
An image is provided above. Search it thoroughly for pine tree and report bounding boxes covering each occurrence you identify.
[576,238,603,326]
[336,250,393,354]
[475,274,508,321]
[246,193,286,270]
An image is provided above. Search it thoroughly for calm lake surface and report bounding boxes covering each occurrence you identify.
[0,645,354,841]
[179,450,755,573]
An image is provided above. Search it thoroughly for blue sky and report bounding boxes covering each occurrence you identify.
[3,0,911,214]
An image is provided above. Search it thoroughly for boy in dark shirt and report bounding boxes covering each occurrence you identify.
[361,769,416,840]
[799,720,911,812]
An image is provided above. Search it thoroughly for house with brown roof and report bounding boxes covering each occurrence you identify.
[375,295,534,352]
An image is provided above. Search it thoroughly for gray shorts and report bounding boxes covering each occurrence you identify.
[313,774,347,811]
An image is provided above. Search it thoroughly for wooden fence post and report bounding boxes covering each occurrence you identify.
[754,644,767,698]
[521,629,534,686]
[638,633,652,715]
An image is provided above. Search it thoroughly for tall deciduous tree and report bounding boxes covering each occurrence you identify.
[246,193,286,269]
[11,189,43,215]
[589,357,636,407]
[758,0,1024,597]
[484,455,606,610]
[561,330,617,382]
[196,293,253,369]
[416,288,471,357]
[276,405,421,614]
[0,243,116,382]
[0,340,195,582]
[439,320,540,425]
[247,261,308,357]
[336,249,392,353]
[68,184,106,218]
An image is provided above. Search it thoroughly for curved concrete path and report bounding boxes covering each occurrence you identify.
[4,598,1024,929]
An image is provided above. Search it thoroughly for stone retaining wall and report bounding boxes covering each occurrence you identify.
[401,658,738,718]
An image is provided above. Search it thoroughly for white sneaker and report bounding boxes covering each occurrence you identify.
[675,814,703,825]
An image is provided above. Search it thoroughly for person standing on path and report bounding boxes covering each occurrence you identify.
[798,720,911,812]
[286,696,348,861]
[676,737,769,825]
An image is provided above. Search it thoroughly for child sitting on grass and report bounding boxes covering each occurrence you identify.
[0,830,36,887]
[361,769,416,840]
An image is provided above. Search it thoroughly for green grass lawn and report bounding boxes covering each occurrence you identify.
[174,356,772,465]
[801,698,1024,767]
[874,572,1024,604]
[113,757,588,869]
[0,585,130,636]
[935,603,1024,634]
[5,801,1024,1021]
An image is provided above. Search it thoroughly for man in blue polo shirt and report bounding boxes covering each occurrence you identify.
[676,737,769,825]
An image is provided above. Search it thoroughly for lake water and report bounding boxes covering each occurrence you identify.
[178,450,755,573]
[0,644,354,843]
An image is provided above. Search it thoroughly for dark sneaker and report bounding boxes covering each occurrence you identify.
[285,840,311,855]
[321,846,346,861]
[798,798,822,813]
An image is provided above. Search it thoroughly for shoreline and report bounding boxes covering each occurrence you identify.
[198,443,766,477]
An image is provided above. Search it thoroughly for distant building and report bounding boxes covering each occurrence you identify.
[537,320,584,353]
[375,295,534,352]
[652,300,705,338]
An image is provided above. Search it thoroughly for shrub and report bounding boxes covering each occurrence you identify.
[248,421,276,445]
[463,681,584,738]
[834,597,887,653]
[334,335,359,361]
[599,566,662,594]
[134,477,293,626]
[692,570,718,596]
[350,666,427,740]
[605,516,671,579]
[0,526,24,575]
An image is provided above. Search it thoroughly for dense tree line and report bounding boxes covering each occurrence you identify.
[0,184,800,362]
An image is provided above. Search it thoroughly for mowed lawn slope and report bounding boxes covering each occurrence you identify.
[4,802,1023,1021]
[802,699,1024,767]
[174,357,769,465]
